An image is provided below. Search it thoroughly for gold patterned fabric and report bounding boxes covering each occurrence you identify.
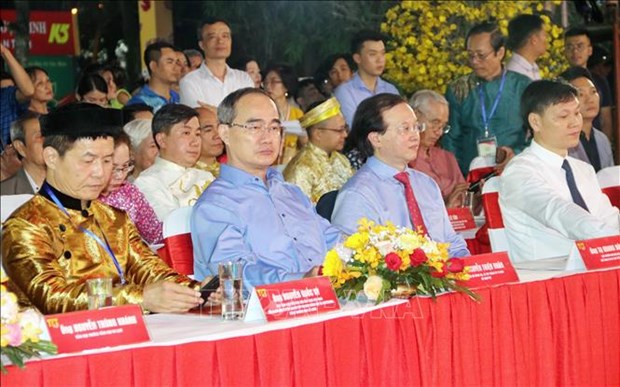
[283,142,354,203]
[194,160,221,178]
[299,97,341,129]
[2,188,199,314]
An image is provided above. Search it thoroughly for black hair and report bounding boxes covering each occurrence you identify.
[143,40,177,75]
[218,88,275,125]
[344,93,406,159]
[25,66,49,81]
[466,21,506,52]
[521,80,578,135]
[263,63,298,97]
[196,17,230,40]
[564,26,592,42]
[76,73,108,98]
[152,104,199,148]
[233,56,258,72]
[121,104,154,125]
[507,14,544,51]
[351,30,386,55]
[558,66,594,84]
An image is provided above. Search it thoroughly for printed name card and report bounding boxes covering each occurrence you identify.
[45,305,150,354]
[569,235,620,271]
[447,207,476,231]
[459,251,519,288]
[244,276,340,322]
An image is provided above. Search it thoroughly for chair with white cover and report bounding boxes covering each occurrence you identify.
[467,155,496,185]
[160,206,194,275]
[481,176,509,252]
[597,166,620,208]
[1,194,33,223]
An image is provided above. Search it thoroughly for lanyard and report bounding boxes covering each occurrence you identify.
[44,185,126,285]
[478,69,507,138]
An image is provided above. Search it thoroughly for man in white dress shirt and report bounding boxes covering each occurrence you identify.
[179,18,253,109]
[499,80,619,263]
[506,14,547,81]
[135,104,214,221]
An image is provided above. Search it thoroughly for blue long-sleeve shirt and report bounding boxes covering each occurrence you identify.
[331,156,470,258]
[191,164,342,289]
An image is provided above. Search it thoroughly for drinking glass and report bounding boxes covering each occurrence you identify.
[219,262,244,320]
[86,277,113,310]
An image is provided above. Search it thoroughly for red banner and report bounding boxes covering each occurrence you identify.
[44,305,150,354]
[447,207,476,231]
[575,235,620,270]
[0,10,76,55]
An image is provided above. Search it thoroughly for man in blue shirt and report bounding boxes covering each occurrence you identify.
[332,93,470,258]
[333,30,400,127]
[191,88,342,289]
[126,41,180,113]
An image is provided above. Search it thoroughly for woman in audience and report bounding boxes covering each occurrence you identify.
[100,65,131,108]
[235,56,262,88]
[560,67,614,172]
[123,119,158,180]
[99,131,163,245]
[315,54,355,95]
[76,73,109,107]
[25,66,53,114]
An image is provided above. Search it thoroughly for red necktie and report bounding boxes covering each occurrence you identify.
[394,171,428,235]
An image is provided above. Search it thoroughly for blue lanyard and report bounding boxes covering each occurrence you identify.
[44,185,126,285]
[478,69,507,138]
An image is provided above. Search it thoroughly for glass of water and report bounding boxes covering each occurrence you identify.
[86,277,113,310]
[218,262,244,320]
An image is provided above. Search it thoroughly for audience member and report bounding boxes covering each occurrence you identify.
[76,73,109,107]
[499,80,619,263]
[99,131,163,245]
[195,107,224,177]
[25,66,54,114]
[408,90,468,208]
[234,56,262,88]
[183,49,204,71]
[331,93,469,258]
[564,27,613,138]
[334,30,400,127]
[560,67,614,171]
[134,104,214,221]
[122,119,158,180]
[1,44,33,150]
[175,50,191,79]
[126,41,180,113]
[180,18,253,108]
[284,97,353,203]
[506,14,548,80]
[0,112,45,195]
[100,64,131,108]
[2,103,208,314]
[295,78,325,112]
[191,88,341,288]
[443,21,531,175]
[122,103,154,125]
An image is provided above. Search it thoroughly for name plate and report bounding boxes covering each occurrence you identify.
[570,235,620,270]
[447,207,476,231]
[244,276,340,322]
[45,305,150,354]
[459,252,519,288]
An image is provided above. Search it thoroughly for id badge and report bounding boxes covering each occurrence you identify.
[477,135,497,158]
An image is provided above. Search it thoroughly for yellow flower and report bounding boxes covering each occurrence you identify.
[344,232,369,251]
[322,249,343,277]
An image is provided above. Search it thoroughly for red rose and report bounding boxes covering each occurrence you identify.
[410,248,427,267]
[385,252,402,271]
[446,258,465,273]
[431,268,447,278]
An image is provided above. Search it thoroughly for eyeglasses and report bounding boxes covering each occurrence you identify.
[112,163,134,177]
[394,123,425,136]
[262,79,283,87]
[467,50,495,62]
[425,119,451,134]
[228,122,283,137]
[564,43,589,52]
[317,126,349,134]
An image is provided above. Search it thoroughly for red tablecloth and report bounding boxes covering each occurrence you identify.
[3,269,619,386]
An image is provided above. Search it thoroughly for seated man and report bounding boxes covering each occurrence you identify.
[331,93,470,258]
[135,104,214,221]
[1,111,45,195]
[2,103,206,314]
[283,97,354,203]
[191,88,341,288]
[194,107,224,177]
[500,80,619,262]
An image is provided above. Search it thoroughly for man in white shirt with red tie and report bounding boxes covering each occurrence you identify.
[500,80,619,263]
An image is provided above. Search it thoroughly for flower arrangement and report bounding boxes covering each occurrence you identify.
[381,1,567,95]
[322,219,478,303]
[1,270,56,373]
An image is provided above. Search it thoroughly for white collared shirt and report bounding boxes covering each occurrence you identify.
[24,169,40,193]
[506,52,541,81]
[499,140,619,263]
[134,157,214,221]
[179,62,253,108]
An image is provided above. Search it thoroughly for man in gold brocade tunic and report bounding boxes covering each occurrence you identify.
[283,98,354,203]
[2,103,208,315]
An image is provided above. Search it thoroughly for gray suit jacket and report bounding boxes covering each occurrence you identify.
[0,168,35,196]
